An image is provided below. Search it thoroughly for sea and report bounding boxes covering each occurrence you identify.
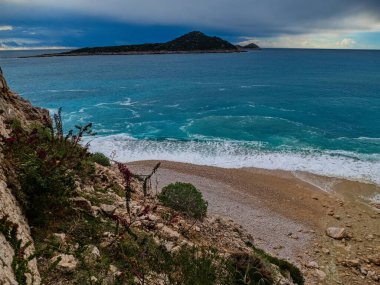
[1,49,379,185]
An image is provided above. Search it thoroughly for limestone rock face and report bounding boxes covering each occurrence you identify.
[0,67,9,93]
[0,68,51,137]
[0,68,51,284]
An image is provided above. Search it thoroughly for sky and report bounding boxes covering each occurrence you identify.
[1,0,380,50]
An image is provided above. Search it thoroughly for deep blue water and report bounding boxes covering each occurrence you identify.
[1,49,379,184]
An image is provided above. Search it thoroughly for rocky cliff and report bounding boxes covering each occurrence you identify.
[0,69,50,284]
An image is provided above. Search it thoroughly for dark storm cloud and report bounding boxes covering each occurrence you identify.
[2,0,380,36]
[1,0,380,49]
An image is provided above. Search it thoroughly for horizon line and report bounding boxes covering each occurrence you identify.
[1,46,379,52]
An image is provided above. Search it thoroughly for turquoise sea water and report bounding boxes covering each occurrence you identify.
[1,49,379,184]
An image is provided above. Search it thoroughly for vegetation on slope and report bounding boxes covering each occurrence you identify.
[158,182,208,220]
[0,109,303,284]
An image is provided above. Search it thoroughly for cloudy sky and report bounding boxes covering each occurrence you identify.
[1,0,380,50]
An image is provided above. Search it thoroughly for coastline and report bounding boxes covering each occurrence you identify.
[129,160,380,283]
[20,49,246,58]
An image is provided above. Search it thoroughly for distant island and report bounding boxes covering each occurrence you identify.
[243,43,261,49]
[236,43,261,50]
[27,31,260,57]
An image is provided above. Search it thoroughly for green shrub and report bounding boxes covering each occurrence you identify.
[158,182,208,220]
[229,252,272,285]
[252,246,304,285]
[90,152,111,166]
[108,232,232,285]
[172,246,231,285]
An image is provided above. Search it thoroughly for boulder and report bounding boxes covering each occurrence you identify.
[368,254,380,266]
[52,233,66,245]
[51,254,78,273]
[104,265,122,284]
[69,197,92,212]
[326,227,346,239]
[345,259,360,268]
[84,245,101,264]
[160,226,180,241]
[306,261,319,269]
[100,204,117,215]
[315,269,326,281]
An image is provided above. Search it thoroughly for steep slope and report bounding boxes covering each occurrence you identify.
[0,69,50,285]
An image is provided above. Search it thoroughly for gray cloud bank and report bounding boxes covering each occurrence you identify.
[2,0,380,36]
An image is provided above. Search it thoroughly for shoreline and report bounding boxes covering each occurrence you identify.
[86,135,380,187]
[20,49,246,58]
[128,160,380,283]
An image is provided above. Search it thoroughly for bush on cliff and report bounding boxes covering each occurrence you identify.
[252,245,304,285]
[229,252,272,285]
[89,152,111,166]
[158,182,208,220]
[105,231,233,285]
[0,111,96,225]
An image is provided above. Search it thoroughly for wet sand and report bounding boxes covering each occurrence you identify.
[129,160,380,284]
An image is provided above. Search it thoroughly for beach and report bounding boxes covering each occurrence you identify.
[130,160,380,283]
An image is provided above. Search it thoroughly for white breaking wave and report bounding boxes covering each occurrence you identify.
[45,89,93,93]
[86,134,380,186]
[240,85,271,88]
[370,194,380,204]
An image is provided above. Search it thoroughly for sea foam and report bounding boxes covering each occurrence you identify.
[87,134,380,186]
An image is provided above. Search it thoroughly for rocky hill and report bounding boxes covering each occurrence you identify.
[32,32,240,57]
[243,43,260,49]
[0,69,300,284]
